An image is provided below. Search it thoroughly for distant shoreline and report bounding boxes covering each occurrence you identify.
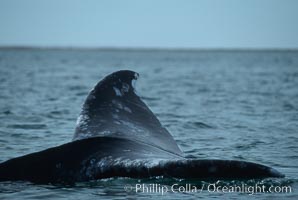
[0,46,297,52]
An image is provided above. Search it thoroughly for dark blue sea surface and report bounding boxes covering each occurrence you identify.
[0,48,297,199]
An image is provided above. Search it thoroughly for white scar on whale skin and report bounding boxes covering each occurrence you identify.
[121,83,129,93]
[76,114,89,129]
[124,106,132,113]
[113,82,130,97]
[112,99,123,109]
[82,157,171,178]
[87,93,96,101]
[111,99,132,113]
[113,86,122,96]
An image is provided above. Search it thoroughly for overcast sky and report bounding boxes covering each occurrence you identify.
[0,0,297,49]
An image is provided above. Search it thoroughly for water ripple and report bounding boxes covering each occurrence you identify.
[6,124,47,130]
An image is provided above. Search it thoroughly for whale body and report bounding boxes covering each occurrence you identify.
[0,70,284,184]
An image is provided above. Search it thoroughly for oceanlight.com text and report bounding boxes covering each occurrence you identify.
[124,183,292,195]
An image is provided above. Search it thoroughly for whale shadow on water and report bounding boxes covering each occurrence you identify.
[0,70,284,184]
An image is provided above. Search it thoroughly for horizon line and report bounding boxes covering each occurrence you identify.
[0,45,297,52]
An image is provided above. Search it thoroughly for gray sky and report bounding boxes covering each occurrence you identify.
[0,0,298,49]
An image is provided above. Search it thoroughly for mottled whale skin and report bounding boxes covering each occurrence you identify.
[0,70,284,184]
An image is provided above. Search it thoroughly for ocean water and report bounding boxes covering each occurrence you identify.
[0,48,297,199]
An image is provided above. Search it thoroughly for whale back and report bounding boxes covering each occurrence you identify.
[73,70,182,156]
[0,70,285,184]
[0,137,283,184]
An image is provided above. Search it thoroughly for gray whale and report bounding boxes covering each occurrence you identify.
[0,70,284,184]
